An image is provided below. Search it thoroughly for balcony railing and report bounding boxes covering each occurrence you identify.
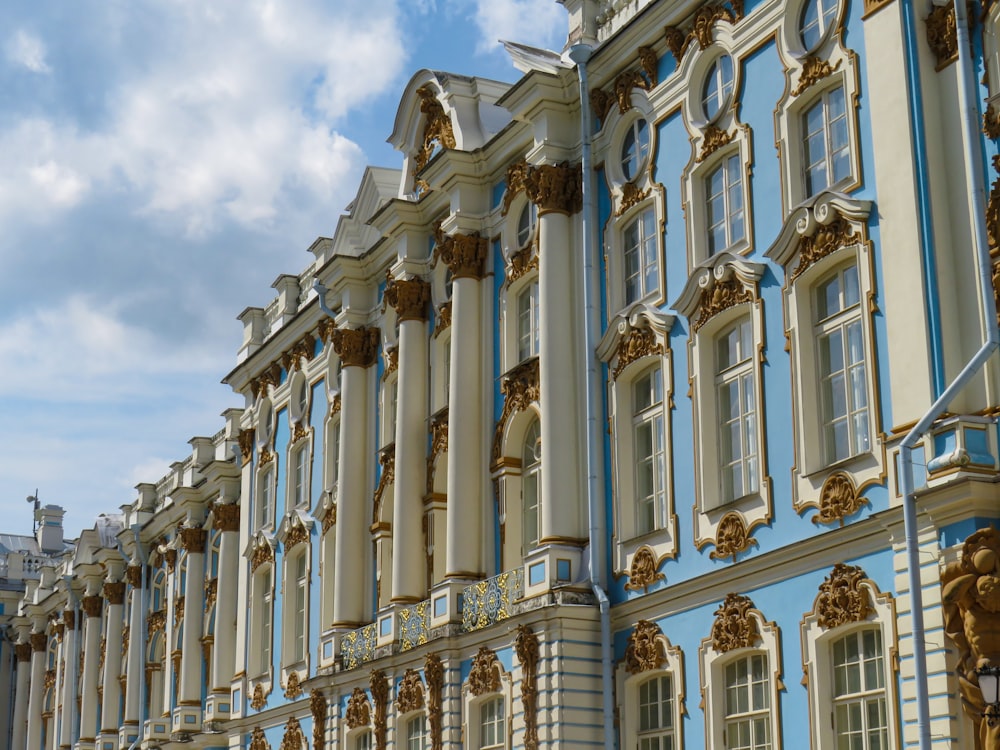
[462,568,524,632]
[341,622,377,670]
[398,600,430,651]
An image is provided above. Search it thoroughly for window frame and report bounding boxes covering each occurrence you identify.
[250,564,274,679]
[622,207,660,308]
[617,634,686,750]
[282,548,310,669]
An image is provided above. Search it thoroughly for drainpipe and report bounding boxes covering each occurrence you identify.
[118,526,150,750]
[900,1,998,748]
[568,42,615,750]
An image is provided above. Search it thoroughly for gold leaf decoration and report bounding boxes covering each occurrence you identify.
[624,545,666,591]
[346,686,371,729]
[468,646,502,696]
[791,57,843,97]
[813,471,868,526]
[696,124,735,164]
[693,278,753,332]
[709,512,757,561]
[710,592,761,652]
[815,563,872,629]
[515,625,540,750]
[625,619,666,674]
[791,214,859,281]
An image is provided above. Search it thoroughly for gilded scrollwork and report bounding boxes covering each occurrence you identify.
[285,522,309,550]
[624,545,666,591]
[468,646,503,696]
[280,716,306,750]
[331,327,381,368]
[815,563,873,629]
[813,471,868,526]
[173,596,185,626]
[250,726,270,750]
[612,324,663,380]
[371,669,389,750]
[372,447,396,524]
[396,668,425,714]
[524,162,582,215]
[433,300,452,336]
[696,124,735,164]
[502,160,531,216]
[625,619,667,674]
[281,333,316,374]
[204,577,218,610]
[147,610,166,639]
[415,85,456,175]
[664,1,744,64]
[310,689,328,750]
[426,408,449,494]
[709,512,757,561]
[103,580,126,605]
[346,686,371,729]
[284,670,303,699]
[178,526,207,554]
[30,632,47,652]
[590,88,615,122]
[239,428,256,464]
[432,226,488,280]
[515,625,540,750]
[791,57,843,97]
[491,357,541,466]
[791,213,859,281]
[925,1,958,71]
[984,103,1000,140]
[425,653,444,750]
[14,642,31,662]
[82,595,103,618]
[250,682,270,711]
[617,181,651,216]
[692,278,753,332]
[384,274,431,322]
[710,592,761,652]
[213,502,241,532]
[505,245,538,285]
[250,539,274,573]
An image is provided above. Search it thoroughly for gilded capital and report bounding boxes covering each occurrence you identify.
[331,327,381,368]
[213,503,241,532]
[524,162,583,216]
[433,229,488,280]
[103,581,126,605]
[82,596,103,619]
[15,642,32,662]
[178,527,207,554]
[385,275,431,322]
[63,610,76,630]
[30,633,47,652]
[125,564,143,588]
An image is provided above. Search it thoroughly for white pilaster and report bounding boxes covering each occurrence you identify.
[99,581,126,736]
[77,594,103,743]
[59,610,78,749]
[25,631,47,750]
[12,640,31,750]
[178,528,206,708]
[122,568,144,728]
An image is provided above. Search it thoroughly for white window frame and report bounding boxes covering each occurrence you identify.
[632,365,667,537]
[257,468,276,530]
[521,417,542,556]
[403,712,428,750]
[289,442,311,509]
[802,85,851,199]
[250,565,274,678]
[623,207,660,307]
[620,116,652,182]
[516,282,540,363]
[705,150,747,257]
[618,635,685,750]
[714,315,759,505]
[381,373,399,449]
[282,549,309,668]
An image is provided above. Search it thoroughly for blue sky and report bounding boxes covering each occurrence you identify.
[0,0,567,537]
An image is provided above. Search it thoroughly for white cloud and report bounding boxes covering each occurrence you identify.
[6,29,51,73]
[468,0,565,54]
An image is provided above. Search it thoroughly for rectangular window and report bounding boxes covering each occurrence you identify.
[407,715,427,750]
[633,368,665,535]
[716,318,758,503]
[259,470,274,528]
[624,209,658,305]
[832,630,888,750]
[638,675,675,750]
[292,554,308,663]
[256,569,272,673]
[803,86,849,197]
[724,655,771,750]
[480,696,505,750]
[292,447,308,507]
[706,153,745,255]
[517,283,540,361]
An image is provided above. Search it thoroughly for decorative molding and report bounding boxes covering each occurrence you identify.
[524,161,582,216]
[250,726,271,750]
[813,471,869,526]
[250,682,270,711]
[64,609,76,630]
[331,327,381,368]
[468,646,503,696]
[310,689,328,750]
[396,668,425,714]
[515,625,540,750]
[426,408,449,494]
[164,548,177,573]
[382,346,399,378]
[331,393,342,415]
[125,564,143,588]
[709,512,757,561]
[82,595,103,618]
[15,642,31,662]
[663,1,744,64]
[346,686,371,729]
[815,563,873,629]
[251,539,274,573]
[624,545,666,591]
[926,1,958,71]
[590,46,657,120]
[280,716,306,750]
[791,213,860,281]
[415,85,456,175]
[612,325,663,380]
[147,610,166,639]
[985,103,1000,140]
[372,669,389,750]
[30,632,47,652]
[505,244,538,285]
[321,494,337,534]
[174,594,186,625]
[372,447,396,524]
[491,357,541,466]
[433,301,452,336]
[280,333,316,374]
[693,277,754,332]
[213,502,241,532]
[617,181,651,216]
[103,581,126,605]
[205,577,218,610]
[696,124,735,164]
[283,670,303,699]
[285,521,309,551]
[250,363,282,400]
[432,226,488,280]
[239,428,256,464]
[426,653,444,750]
[317,318,336,344]
[987,156,1000,253]
[178,526,207,554]
[122,626,129,657]
[792,57,842,97]
[625,619,667,674]
[502,160,531,216]
[710,593,762,652]
[385,274,431,322]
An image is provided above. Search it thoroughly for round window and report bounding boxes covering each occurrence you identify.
[517,202,537,248]
[800,0,838,52]
[702,55,735,122]
[620,118,651,182]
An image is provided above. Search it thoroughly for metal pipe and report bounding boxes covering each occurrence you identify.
[900,2,998,748]
[568,41,615,750]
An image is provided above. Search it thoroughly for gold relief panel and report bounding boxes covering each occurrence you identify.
[281,333,316,374]
[502,160,531,216]
[317,318,336,344]
[14,642,31,662]
[280,716,306,750]
[310,689,328,750]
[523,161,583,216]
[432,225,488,280]
[250,539,275,573]
[617,181,651,216]
[695,125,735,164]
[213,502,241,532]
[986,155,1000,253]
[624,545,666,591]
[925,1,958,71]
[425,653,444,750]
[285,522,309,550]
[82,595,103,619]
[251,363,282,400]
[346,686,371,729]
[250,681,270,711]
[64,609,76,630]
[382,346,399,379]
[692,277,754,333]
[468,646,503,696]
[814,563,873,629]
[164,548,178,573]
[179,526,207,554]
[30,632,47,652]
[505,244,539,286]
[709,511,758,562]
[396,669,425,714]
[612,325,664,380]
[239,428,256,465]
[283,670,303,699]
[791,212,860,281]
[147,610,166,639]
[372,447,396,524]
[125,564,143,588]
[791,57,842,98]
[491,357,541,467]
[985,103,1000,140]
[591,46,657,121]
[710,593,762,653]
[515,625,540,750]
[426,408,449,495]
[103,581,126,605]
[174,596,185,626]
[664,0,744,63]
[811,471,869,526]
[626,619,667,674]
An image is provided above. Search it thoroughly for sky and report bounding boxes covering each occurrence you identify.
[0,0,568,538]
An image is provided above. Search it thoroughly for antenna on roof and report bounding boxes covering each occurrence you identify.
[25,490,39,534]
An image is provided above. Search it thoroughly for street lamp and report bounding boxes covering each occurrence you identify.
[976,664,1000,725]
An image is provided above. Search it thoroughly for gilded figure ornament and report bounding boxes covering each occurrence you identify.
[696,124,735,164]
[164,548,177,573]
[432,227,488,280]
[813,471,868,526]
[285,522,310,550]
[179,526,207,553]
[984,103,1000,140]
[491,357,541,465]
[103,581,126,605]
[382,346,399,377]
[15,642,31,662]
[396,669,425,713]
[942,527,1000,747]
[310,690,328,750]
[426,409,449,494]
[30,632,47,652]
[346,686,371,729]
[638,46,658,87]
[523,161,583,216]
[710,511,757,561]
[213,502,241,532]
[925,1,958,71]
[663,26,691,64]
[331,326,380,368]
[44,669,56,690]
[425,653,444,750]
[502,160,531,216]
[791,57,842,97]
[414,85,456,175]
[250,682,269,711]
[384,274,431,322]
[250,726,271,750]
[612,326,663,380]
[239,428,256,464]
[468,646,503,696]
[590,88,615,122]
[625,545,666,591]
[505,244,538,285]
[815,563,873,629]
[515,625,540,750]
[791,214,859,281]
[82,595,103,618]
[372,447,396,524]
[664,1,743,64]
[710,592,761,652]
[617,181,651,216]
[693,278,753,332]
[251,540,274,573]
[125,564,143,588]
[317,317,336,343]
[280,716,306,750]
[433,300,452,336]
[626,620,667,673]
[283,670,303,699]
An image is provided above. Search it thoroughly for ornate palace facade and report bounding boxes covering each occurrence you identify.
[5,0,1000,748]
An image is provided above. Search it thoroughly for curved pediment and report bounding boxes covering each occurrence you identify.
[596,303,675,379]
[764,191,872,273]
[673,252,766,328]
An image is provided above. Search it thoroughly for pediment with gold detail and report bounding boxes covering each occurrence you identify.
[596,303,674,380]
[764,192,871,278]
[243,530,277,573]
[276,510,315,550]
[674,253,764,332]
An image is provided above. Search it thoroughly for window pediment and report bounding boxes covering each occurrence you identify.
[244,530,277,571]
[276,510,314,549]
[597,303,674,379]
[674,253,764,330]
[764,191,871,274]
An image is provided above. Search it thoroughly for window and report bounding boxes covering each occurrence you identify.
[638,675,676,750]
[716,317,757,503]
[831,630,888,749]
[522,419,542,554]
[253,568,273,675]
[385,378,399,445]
[517,203,537,248]
[479,696,505,750]
[355,730,373,750]
[803,86,849,197]
[290,553,308,663]
[815,264,869,464]
[706,153,745,255]
[724,654,771,750]
[406,715,427,750]
[702,55,735,122]
[622,118,651,181]
[517,283,539,362]
[259,469,275,528]
[800,0,839,51]
[624,209,658,305]
[633,367,666,535]
[291,446,309,507]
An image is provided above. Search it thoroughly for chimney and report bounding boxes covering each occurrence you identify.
[35,504,65,553]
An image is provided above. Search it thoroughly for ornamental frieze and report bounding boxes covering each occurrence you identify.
[82,595,103,618]
[515,625,540,750]
[468,646,503,696]
[213,502,241,532]
[414,85,456,175]
[709,511,757,561]
[346,686,371,729]
[925,1,958,71]
[425,653,444,750]
[396,669,425,714]
[103,581,126,605]
[283,670,303,699]
[239,428,255,465]
[280,716,306,750]
[250,726,270,750]
[331,327,381,368]
[813,471,868,526]
[625,619,667,674]
[385,274,431,322]
[524,162,583,216]
[815,563,873,629]
[664,0,744,64]
[432,226,488,280]
[372,447,396,524]
[696,124,735,164]
[310,690,328,750]
[693,278,753,332]
[710,592,761,652]
[791,213,859,281]
[491,357,541,466]
[612,326,663,380]
[791,57,842,98]
[624,545,666,591]
[178,526,207,554]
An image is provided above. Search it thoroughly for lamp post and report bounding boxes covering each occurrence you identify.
[976,664,1000,726]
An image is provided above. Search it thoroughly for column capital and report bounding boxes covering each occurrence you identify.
[433,227,488,280]
[81,596,103,619]
[213,503,241,532]
[125,564,143,588]
[384,274,431,322]
[331,326,381,368]
[103,581,126,605]
[524,161,582,216]
[178,527,207,553]
[64,610,77,630]
[30,633,47,652]
[15,642,32,662]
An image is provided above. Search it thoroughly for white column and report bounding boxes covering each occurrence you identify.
[78,595,103,742]
[441,233,488,579]
[59,610,78,749]
[122,567,144,728]
[99,582,126,735]
[331,326,378,626]
[12,641,31,750]
[388,276,431,602]
[25,632,47,750]
[178,528,206,705]
[211,505,240,691]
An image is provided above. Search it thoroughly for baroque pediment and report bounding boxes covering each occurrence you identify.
[764,191,872,274]
[674,252,765,329]
[596,303,674,378]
